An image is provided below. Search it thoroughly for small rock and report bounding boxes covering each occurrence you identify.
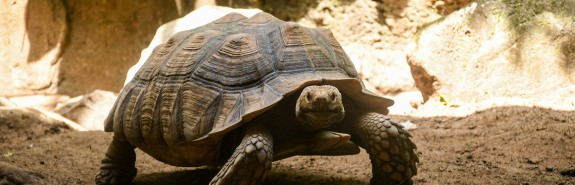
[526,157,542,164]
[399,120,418,131]
[0,162,45,184]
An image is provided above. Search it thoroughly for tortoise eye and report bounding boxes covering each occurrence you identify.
[306,93,311,102]
[331,93,336,101]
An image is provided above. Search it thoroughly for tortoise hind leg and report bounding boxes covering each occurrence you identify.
[210,123,273,185]
[350,112,419,185]
[95,140,138,185]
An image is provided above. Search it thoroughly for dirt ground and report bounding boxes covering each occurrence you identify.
[2,102,574,185]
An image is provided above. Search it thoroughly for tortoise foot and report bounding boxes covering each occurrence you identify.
[210,123,273,185]
[96,140,137,185]
[95,168,137,185]
[355,112,418,185]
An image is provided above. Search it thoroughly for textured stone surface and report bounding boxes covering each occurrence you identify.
[406,0,575,104]
[55,90,117,131]
[343,44,417,95]
[0,0,180,97]
[0,0,66,96]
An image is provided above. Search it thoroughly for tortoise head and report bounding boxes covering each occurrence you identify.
[296,85,345,130]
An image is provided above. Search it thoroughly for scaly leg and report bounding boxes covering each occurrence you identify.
[210,123,273,185]
[350,112,419,185]
[95,140,138,185]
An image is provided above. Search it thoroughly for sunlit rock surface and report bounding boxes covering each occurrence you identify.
[407,0,575,107]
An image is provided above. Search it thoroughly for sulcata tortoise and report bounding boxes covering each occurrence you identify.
[96,12,418,185]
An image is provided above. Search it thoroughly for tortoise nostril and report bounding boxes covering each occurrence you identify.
[315,93,329,103]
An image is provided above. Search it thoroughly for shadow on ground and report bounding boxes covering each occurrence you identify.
[132,169,216,185]
[132,168,365,185]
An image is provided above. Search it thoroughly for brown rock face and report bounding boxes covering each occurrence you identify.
[406,0,575,104]
[0,0,180,97]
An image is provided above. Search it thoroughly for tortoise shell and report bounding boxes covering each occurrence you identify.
[104,12,393,165]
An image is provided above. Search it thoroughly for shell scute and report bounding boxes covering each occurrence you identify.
[304,44,336,70]
[160,83,184,146]
[313,28,341,47]
[218,34,259,57]
[194,34,274,87]
[138,32,191,80]
[277,45,314,72]
[140,81,162,140]
[111,81,136,141]
[242,84,283,114]
[280,22,314,46]
[180,81,221,143]
[161,30,222,77]
[333,46,359,78]
[123,84,146,144]
[213,93,245,132]
[137,45,165,81]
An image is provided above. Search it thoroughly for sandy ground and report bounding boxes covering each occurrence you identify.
[2,102,574,185]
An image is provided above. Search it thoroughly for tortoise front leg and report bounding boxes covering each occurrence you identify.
[210,123,273,185]
[95,139,138,185]
[350,112,419,185]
